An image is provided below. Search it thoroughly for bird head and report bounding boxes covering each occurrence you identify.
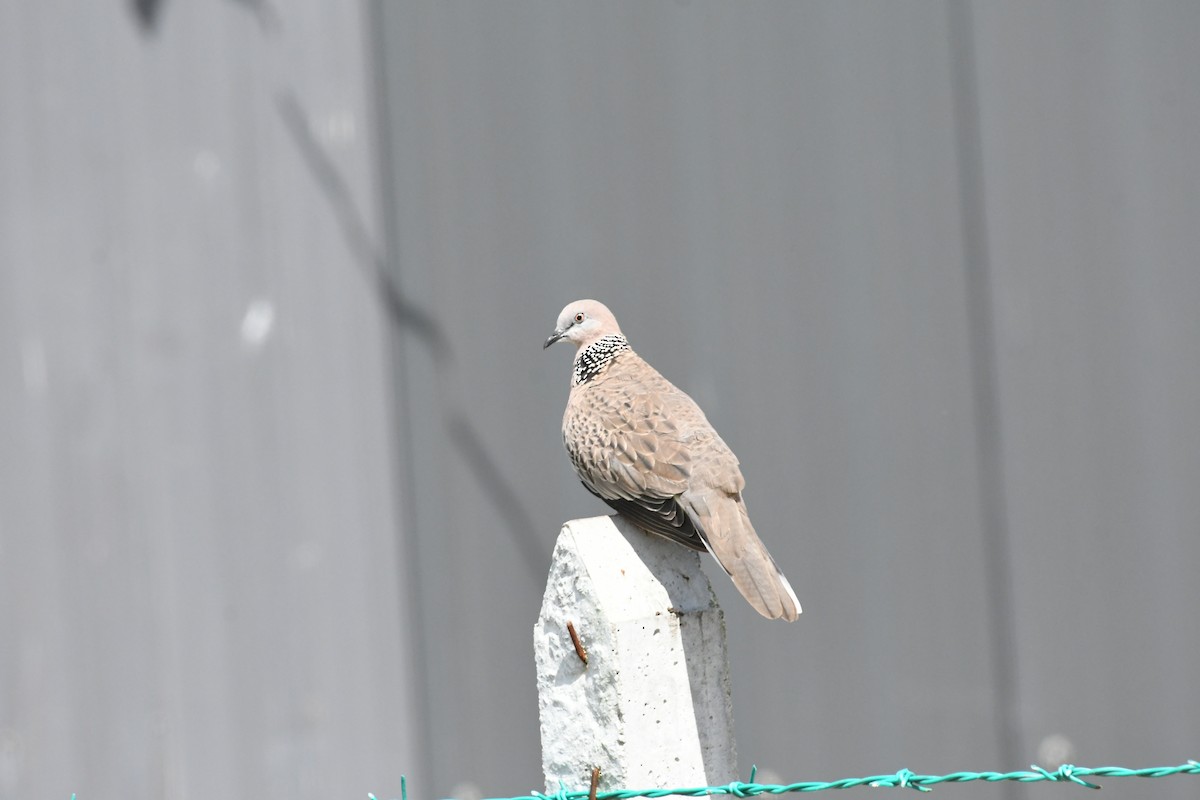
[544,299,623,350]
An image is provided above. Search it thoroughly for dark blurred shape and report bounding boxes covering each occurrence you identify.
[130,0,280,36]
[130,0,165,32]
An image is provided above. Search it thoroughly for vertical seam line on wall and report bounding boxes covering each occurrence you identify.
[362,0,436,784]
[947,2,1025,796]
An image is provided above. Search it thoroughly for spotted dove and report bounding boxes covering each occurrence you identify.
[545,299,801,621]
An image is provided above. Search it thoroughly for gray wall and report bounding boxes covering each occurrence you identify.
[377,2,1200,799]
[0,1,418,798]
[2,2,1199,800]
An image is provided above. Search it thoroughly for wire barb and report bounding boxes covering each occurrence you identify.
[1030,764,1100,790]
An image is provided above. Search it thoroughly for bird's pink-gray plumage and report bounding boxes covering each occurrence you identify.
[545,299,800,621]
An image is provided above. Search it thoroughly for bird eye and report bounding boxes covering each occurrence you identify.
[574,312,585,323]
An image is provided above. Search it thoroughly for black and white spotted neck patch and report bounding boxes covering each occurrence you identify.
[573,334,631,386]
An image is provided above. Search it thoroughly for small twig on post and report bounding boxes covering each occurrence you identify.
[588,767,601,800]
[567,620,588,666]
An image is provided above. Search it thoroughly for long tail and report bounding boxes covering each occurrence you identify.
[683,490,801,621]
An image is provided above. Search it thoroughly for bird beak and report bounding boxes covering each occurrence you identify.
[543,328,565,349]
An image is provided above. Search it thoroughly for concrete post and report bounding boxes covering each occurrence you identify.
[534,515,737,794]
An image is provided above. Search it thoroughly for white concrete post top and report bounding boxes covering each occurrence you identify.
[534,515,737,795]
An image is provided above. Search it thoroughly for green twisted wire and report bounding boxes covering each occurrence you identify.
[368,760,1200,800]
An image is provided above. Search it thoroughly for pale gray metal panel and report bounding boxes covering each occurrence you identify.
[377,4,1004,796]
[971,2,1200,797]
[0,2,418,799]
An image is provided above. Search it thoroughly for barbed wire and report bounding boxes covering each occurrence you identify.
[371,760,1200,800]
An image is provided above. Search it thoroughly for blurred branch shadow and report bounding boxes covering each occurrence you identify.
[275,90,449,360]
[275,87,548,581]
